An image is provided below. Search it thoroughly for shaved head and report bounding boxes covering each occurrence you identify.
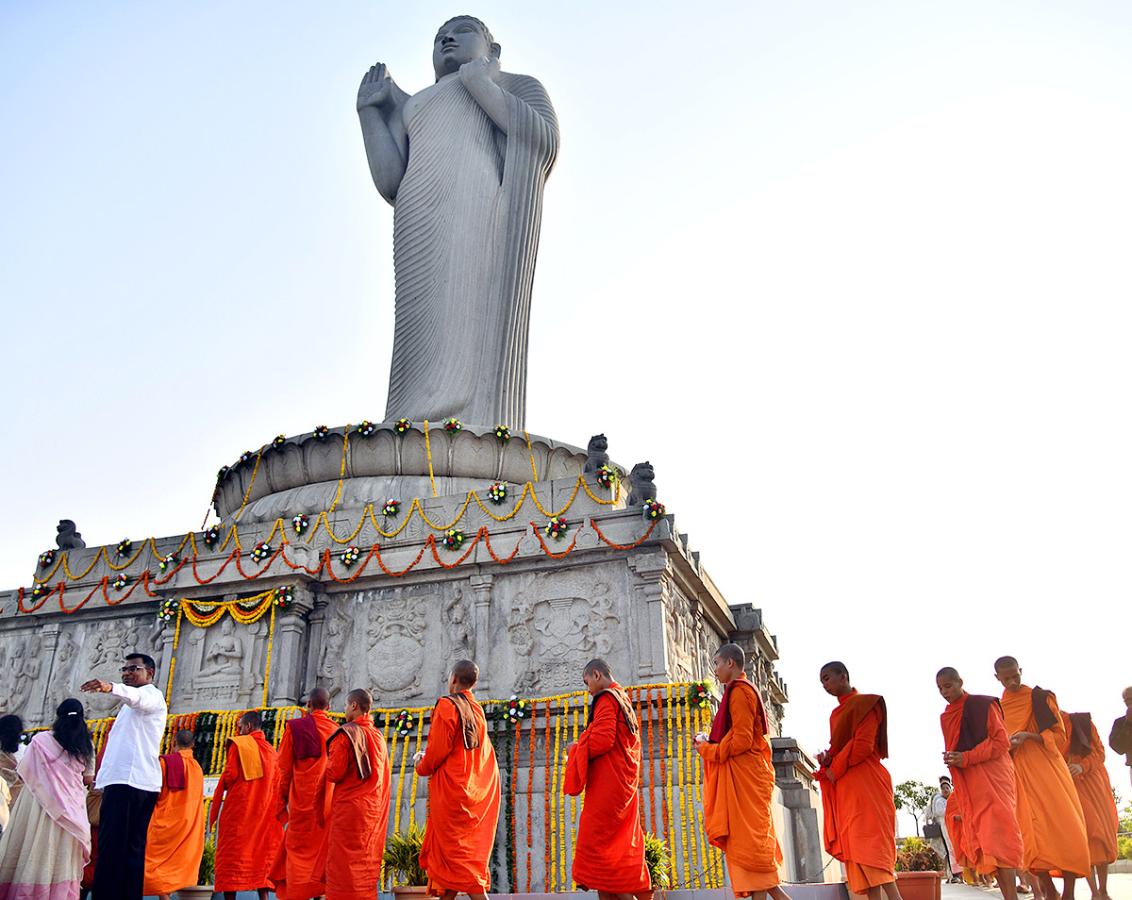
[347,688,372,713]
[175,729,195,749]
[583,658,611,678]
[451,659,479,688]
[993,656,1019,672]
[936,666,960,681]
[820,660,848,678]
[240,709,263,731]
[307,687,331,710]
[714,643,745,668]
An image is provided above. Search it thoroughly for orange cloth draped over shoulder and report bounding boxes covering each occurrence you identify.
[208,730,284,893]
[416,691,501,895]
[941,692,1023,873]
[565,682,651,895]
[816,689,897,895]
[999,686,1089,876]
[1062,712,1119,866]
[271,710,339,900]
[697,675,783,897]
[322,717,391,900]
[143,748,205,896]
[943,789,970,870]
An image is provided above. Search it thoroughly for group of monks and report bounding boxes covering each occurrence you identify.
[811,656,1121,900]
[134,648,1123,900]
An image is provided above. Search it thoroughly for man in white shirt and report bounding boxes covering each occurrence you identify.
[82,651,168,900]
[925,775,960,882]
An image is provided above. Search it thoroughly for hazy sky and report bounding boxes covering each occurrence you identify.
[2,2,1130,827]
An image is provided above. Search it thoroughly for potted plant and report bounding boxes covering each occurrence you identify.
[178,835,215,899]
[895,836,943,900]
[643,831,672,899]
[383,826,433,900]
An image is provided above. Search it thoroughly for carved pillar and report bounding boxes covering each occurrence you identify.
[305,596,328,692]
[468,574,494,694]
[771,736,825,883]
[267,586,316,706]
[628,550,671,679]
[34,622,63,722]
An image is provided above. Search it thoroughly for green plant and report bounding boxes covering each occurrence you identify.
[896,836,943,872]
[1119,803,1132,860]
[383,826,428,886]
[893,780,937,836]
[643,831,671,890]
[197,836,216,885]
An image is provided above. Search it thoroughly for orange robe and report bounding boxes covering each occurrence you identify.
[143,748,205,895]
[816,689,897,895]
[944,789,970,870]
[566,683,651,895]
[323,717,391,900]
[209,729,284,893]
[999,686,1089,876]
[273,710,338,900]
[416,691,501,895]
[941,692,1023,873]
[1061,713,1119,866]
[697,676,783,896]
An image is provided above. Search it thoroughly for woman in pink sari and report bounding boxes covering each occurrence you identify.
[0,699,94,900]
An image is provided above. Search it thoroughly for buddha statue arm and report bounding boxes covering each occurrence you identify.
[459,56,511,133]
[357,63,409,205]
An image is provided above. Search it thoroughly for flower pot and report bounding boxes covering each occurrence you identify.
[897,870,941,900]
[392,885,435,900]
[176,886,215,900]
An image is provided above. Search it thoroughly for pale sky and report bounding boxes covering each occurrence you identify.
[2,2,1130,829]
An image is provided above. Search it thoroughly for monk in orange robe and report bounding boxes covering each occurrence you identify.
[564,658,651,900]
[208,709,284,900]
[1061,711,1119,900]
[695,643,787,900]
[272,687,338,900]
[936,667,1022,900]
[993,657,1089,900]
[815,661,902,900]
[321,688,391,900]
[413,660,501,900]
[143,729,205,900]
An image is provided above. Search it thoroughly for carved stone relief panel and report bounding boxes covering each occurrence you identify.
[664,586,695,682]
[0,631,43,716]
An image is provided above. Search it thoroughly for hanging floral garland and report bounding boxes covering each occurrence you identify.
[544,516,569,540]
[393,709,416,737]
[158,553,179,574]
[355,420,377,437]
[291,514,310,536]
[444,418,462,433]
[394,418,411,435]
[643,499,666,520]
[341,545,361,567]
[442,529,465,551]
[381,498,401,518]
[115,539,133,558]
[487,482,507,505]
[38,550,55,568]
[494,424,511,442]
[249,542,272,563]
[313,425,330,439]
[203,525,221,549]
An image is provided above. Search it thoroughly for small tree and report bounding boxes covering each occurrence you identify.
[893,780,937,837]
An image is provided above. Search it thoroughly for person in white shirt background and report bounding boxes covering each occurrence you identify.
[81,651,168,900]
[925,775,961,882]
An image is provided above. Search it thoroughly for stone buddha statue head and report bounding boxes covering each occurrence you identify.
[433,15,500,80]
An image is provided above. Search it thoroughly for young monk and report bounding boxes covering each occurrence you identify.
[565,658,651,900]
[142,729,205,900]
[936,667,1022,900]
[321,688,391,900]
[815,661,902,900]
[273,687,338,900]
[993,657,1089,900]
[208,709,284,900]
[695,643,788,900]
[413,660,501,900]
[1061,711,1119,900]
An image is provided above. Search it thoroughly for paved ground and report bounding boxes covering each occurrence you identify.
[942,874,1132,900]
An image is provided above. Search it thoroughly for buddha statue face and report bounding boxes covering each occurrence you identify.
[433,16,499,79]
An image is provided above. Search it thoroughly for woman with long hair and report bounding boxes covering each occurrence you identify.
[0,699,94,899]
[0,714,23,836]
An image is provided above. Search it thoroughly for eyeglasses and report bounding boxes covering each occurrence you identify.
[120,665,147,673]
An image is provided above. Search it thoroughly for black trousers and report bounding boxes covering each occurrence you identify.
[92,783,159,900]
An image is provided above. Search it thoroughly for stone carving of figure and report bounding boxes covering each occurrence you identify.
[444,588,473,657]
[197,618,244,678]
[358,16,559,428]
[8,640,31,712]
[53,631,79,692]
[318,614,347,701]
